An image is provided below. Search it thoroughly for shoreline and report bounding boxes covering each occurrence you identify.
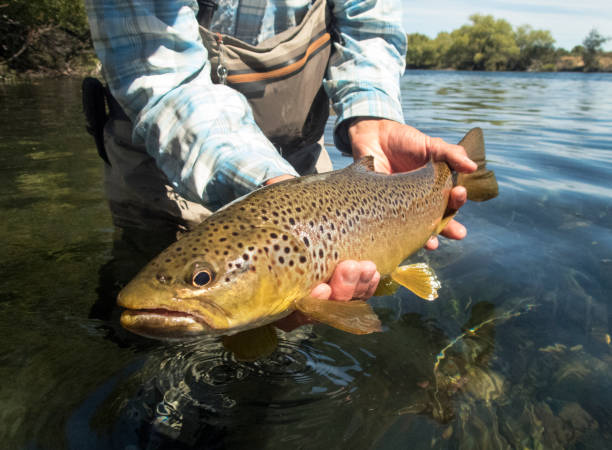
[2,53,610,83]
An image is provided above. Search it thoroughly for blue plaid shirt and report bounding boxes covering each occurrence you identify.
[86,0,406,209]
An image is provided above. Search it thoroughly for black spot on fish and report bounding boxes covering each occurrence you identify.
[303,237,310,247]
[299,256,307,263]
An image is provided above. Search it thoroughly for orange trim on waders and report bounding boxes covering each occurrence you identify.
[226,32,331,84]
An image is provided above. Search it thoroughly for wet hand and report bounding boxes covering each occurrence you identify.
[348,118,476,249]
[274,260,380,332]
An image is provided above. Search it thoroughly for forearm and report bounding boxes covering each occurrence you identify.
[86,0,297,209]
[324,0,407,153]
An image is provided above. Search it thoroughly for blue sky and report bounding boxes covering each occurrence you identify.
[402,0,612,51]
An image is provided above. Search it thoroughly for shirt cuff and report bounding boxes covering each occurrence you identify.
[331,88,405,154]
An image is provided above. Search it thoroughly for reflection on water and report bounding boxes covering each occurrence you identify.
[1,71,612,449]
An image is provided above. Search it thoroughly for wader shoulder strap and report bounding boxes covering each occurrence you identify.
[234,0,267,43]
[200,0,331,153]
[196,0,218,29]
[82,77,110,165]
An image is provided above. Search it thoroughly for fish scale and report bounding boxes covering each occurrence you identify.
[118,128,498,338]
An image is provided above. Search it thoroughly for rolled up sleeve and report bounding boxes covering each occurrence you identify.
[86,0,298,209]
[324,0,407,153]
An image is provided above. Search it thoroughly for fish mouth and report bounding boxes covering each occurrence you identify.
[120,308,211,339]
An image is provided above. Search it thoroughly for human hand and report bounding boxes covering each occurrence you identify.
[275,260,380,332]
[348,118,477,250]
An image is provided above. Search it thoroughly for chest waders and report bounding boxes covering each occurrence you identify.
[82,0,334,232]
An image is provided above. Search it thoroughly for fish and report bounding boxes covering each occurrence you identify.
[118,127,498,339]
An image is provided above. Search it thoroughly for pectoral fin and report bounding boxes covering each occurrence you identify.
[295,296,382,335]
[222,324,278,361]
[391,263,441,301]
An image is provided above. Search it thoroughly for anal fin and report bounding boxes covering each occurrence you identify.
[373,275,400,297]
[295,296,382,335]
[391,263,441,301]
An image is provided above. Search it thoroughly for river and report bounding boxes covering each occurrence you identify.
[1,70,611,449]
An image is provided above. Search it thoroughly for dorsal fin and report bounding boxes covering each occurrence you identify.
[348,156,376,172]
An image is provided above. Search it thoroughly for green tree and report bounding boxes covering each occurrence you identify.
[582,29,609,72]
[406,33,452,69]
[406,33,434,68]
[433,32,453,68]
[445,14,519,71]
[513,25,556,70]
[571,45,584,55]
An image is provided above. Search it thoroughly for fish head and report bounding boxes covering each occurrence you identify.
[118,226,310,338]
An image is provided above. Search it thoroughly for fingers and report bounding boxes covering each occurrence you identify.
[425,236,439,250]
[310,283,331,300]
[448,185,468,211]
[325,260,380,301]
[425,219,467,251]
[428,137,477,174]
[264,174,296,185]
[439,219,467,240]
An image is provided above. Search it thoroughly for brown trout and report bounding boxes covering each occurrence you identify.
[118,128,498,338]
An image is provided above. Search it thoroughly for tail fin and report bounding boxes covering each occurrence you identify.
[456,128,499,202]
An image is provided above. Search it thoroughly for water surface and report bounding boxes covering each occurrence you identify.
[1,71,611,449]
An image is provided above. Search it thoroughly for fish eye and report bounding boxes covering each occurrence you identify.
[192,269,213,287]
